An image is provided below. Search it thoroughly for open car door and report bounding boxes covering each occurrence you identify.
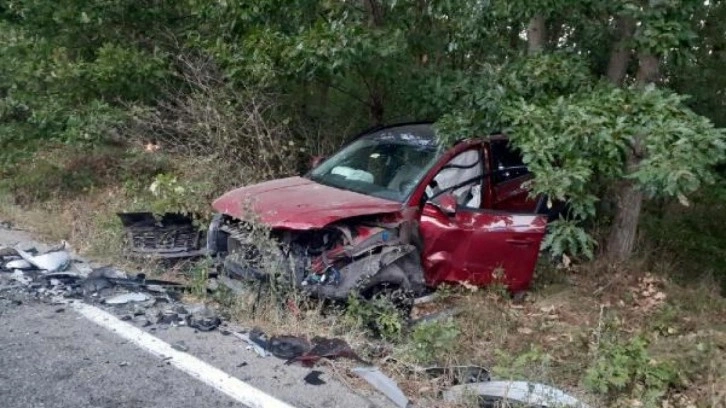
[420,204,546,291]
[416,143,547,291]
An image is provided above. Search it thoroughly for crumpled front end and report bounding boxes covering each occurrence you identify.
[207,213,425,301]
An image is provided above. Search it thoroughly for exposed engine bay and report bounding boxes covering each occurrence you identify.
[206,213,426,301]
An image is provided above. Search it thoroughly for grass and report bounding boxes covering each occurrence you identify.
[1,144,725,407]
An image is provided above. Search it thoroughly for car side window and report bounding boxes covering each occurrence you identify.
[490,139,530,184]
[426,148,484,209]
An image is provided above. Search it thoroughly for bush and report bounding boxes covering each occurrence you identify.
[126,54,300,182]
[344,292,406,341]
[1,145,170,206]
[585,335,678,407]
[408,318,460,364]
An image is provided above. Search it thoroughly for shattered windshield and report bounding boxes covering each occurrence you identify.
[308,124,442,202]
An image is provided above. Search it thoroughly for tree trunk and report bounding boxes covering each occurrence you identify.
[360,0,385,124]
[605,51,660,261]
[362,0,384,27]
[527,15,546,54]
[606,16,636,85]
[635,53,660,84]
[598,16,637,221]
[606,153,645,261]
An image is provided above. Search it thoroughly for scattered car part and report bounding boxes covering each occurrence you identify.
[4,259,32,269]
[117,212,207,258]
[187,306,221,332]
[287,337,370,367]
[10,270,31,285]
[232,331,270,357]
[352,367,410,408]
[268,336,312,360]
[16,248,70,272]
[422,365,490,384]
[82,277,114,294]
[443,381,590,408]
[104,292,152,305]
[303,370,326,386]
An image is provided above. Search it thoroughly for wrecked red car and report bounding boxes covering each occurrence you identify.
[206,123,554,303]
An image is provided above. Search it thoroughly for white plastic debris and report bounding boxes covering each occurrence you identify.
[443,381,590,407]
[232,332,270,357]
[16,248,70,272]
[5,259,33,269]
[352,367,409,408]
[10,270,32,285]
[104,292,152,305]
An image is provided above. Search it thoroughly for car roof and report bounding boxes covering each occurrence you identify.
[351,121,507,146]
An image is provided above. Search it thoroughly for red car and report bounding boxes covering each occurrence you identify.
[207,123,551,304]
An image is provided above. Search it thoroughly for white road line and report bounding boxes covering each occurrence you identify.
[72,302,296,408]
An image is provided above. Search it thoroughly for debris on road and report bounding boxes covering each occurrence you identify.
[5,259,32,269]
[1,244,71,273]
[117,212,207,259]
[443,380,590,407]
[172,340,190,352]
[352,367,409,408]
[16,247,71,272]
[104,292,153,305]
[187,305,222,332]
[287,336,369,367]
[303,370,326,386]
[10,270,32,285]
[230,328,369,367]
[232,331,271,357]
[268,335,311,360]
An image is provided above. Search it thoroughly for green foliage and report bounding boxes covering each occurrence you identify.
[344,292,405,341]
[189,258,213,299]
[641,191,726,294]
[0,146,170,205]
[491,346,552,381]
[502,85,725,258]
[585,335,678,406]
[408,318,460,364]
[143,173,212,218]
[2,0,725,266]
[542,219,597,260]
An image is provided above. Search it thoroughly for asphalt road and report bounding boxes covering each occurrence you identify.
[0,226,391,408]
[0,299,248,408]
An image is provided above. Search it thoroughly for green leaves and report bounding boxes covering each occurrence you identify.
[437,53,725,260]
[585,334,678,406]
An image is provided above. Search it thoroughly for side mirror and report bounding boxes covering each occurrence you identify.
[437,193,458,216]
[309,155,326,170]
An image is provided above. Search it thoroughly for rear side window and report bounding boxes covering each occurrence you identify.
[490,139,530,184]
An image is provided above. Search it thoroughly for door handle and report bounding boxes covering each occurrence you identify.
[506,238,535,246]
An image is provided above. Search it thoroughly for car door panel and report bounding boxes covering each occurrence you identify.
[418,204,473,286]
[492,175,539,213]
[463,211,546,291]
[419,204,547,291]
